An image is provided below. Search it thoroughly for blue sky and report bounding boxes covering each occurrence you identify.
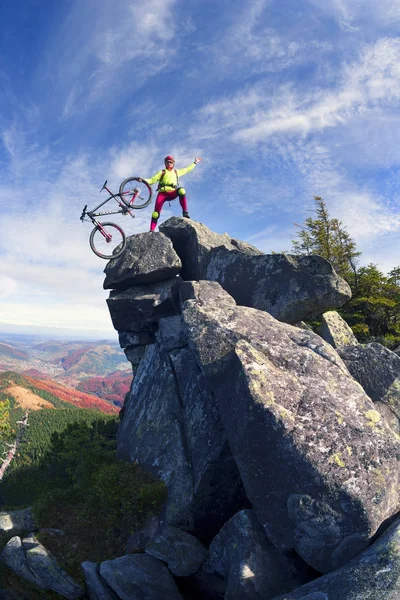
[1,0,400,336]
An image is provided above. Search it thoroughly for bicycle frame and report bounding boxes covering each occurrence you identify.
[81,182,140,241]
[89,182,139,218]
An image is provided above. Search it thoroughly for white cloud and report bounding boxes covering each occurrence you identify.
[193,38,400,144]
[308,0,400,30]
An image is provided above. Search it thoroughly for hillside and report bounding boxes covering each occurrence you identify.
[76,371,131,406]
[0,336,131,396]
[0,372,119,414]
[0,342,28,361]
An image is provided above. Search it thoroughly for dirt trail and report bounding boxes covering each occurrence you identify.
[5,385,54,410]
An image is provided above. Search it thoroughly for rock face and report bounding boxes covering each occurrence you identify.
[103,232,181,289]
[202,509,307,600]
[205,248,351,324]
[105,218,400,597]
[273,513,400,599]
[319,310,358,348]
[81,561,119,600]
[1,535,84,599]
[117,334,249,541]
[159,219,351,324]
[181,282,400,573]
[99,554,183,600]
[338,342,400,418]
[159,217,262,281]
[145,525,208,576]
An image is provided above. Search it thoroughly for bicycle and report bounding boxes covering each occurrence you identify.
[80,178,152,259]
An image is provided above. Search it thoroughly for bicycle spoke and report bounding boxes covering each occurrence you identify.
[89,223,125,259]
[119,177,152,209]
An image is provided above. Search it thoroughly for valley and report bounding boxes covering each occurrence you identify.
[0,332,132,410]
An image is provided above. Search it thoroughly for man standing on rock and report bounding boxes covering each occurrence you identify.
[138,155,202,231]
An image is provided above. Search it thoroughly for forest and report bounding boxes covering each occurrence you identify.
[0,374,166,598]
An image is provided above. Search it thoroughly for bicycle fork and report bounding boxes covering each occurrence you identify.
[95,221,113,242]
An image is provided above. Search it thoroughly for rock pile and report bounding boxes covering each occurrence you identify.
[98,218,400,599]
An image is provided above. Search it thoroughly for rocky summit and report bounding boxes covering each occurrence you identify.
[100,218,400,600]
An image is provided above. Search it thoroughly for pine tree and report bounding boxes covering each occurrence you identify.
[292,196,361,280]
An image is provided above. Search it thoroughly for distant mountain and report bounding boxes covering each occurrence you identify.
[0,336,130,384]
[77,371,132,407]
[0,342,29,361]
[0,372,119,414]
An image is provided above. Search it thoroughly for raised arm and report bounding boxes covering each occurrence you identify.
[141,170,163,185]
[177,157,202,178]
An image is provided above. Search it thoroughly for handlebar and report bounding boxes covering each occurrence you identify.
[80,205,87,221]
[100,180,107,192]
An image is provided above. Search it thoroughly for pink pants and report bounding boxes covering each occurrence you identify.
[150,190,188,231]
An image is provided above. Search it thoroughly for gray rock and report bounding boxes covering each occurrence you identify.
[0,536,41,587]
[107,277,181,332]
[295,322,314,331]
[179,280,237,308]
[0,508,35,533]
[338,342,400,418]
[155,315,188,351]
[375,401,400,436]
[159,218,239,280]
[117,341,247,542]
[319,310,358,349]
[146,525,208,576]
[100,554,183,599]
[1,535,84,599]
[272,514,400,599]
[203,510,308,600]
[118,330,155,349]
[182,281,400,573]
[125,516,160,554]
[103,232,181,289]
[205,248,351,324]
[81,561,119,600]
[231,238,264,255]
[124,346,147,368]
[23,534,84,599]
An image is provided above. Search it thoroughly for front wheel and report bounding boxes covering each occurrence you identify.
[119,177,152,209]
[89,222,126,259]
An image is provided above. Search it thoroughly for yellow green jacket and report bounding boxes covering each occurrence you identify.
[144,162,196,192]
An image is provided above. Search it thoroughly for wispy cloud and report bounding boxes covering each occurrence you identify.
[308,0,400,30]
[192,38,400,144]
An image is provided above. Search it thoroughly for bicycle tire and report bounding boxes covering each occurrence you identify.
[119,177,152,209]
[89,222,126,259]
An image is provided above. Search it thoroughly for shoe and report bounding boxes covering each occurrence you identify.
[182,211,190,218]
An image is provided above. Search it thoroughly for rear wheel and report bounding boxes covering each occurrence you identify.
[119,177,152,209]
[89,222,126,259]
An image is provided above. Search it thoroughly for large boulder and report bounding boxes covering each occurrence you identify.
[205,248,351,324]
[106,278,181,332]
[145,525,208,576]
[273,514,400,599]
[202,510,309,600]
[1,535,84,599]
[181,282,400,573]
[81,561,119,600]
[117,339,248,542]
[338,343,400,418]
[103,232,181,290]
[159,218,263,280]
[319,310,358,349]
[99,554,183,600]
[159,219,351,323]
[0,508,35,533]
